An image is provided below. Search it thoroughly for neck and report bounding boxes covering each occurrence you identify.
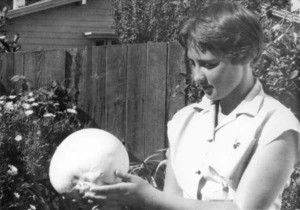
[219,67,255,115]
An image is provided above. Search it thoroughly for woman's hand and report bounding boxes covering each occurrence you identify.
[83,170,156,208]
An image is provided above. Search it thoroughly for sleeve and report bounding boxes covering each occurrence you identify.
[167,103,198,147]
[166,103,200,164]
[258,107,300,148]
[167,97,210,148]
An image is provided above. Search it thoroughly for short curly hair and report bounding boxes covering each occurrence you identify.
[179,1,264,65]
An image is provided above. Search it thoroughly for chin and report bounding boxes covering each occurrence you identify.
[204,93,218,101]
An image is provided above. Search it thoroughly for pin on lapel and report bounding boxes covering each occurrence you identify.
[233,139,240,149]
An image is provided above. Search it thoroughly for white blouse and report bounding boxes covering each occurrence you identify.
[167,80,300,210]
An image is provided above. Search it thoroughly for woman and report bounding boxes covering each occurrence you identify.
[84,2,300,210]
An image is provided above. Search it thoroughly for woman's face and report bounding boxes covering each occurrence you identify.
[188,48,250,101]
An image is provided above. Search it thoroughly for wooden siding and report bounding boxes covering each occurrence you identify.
[3,0,114,51]
[0,42,187,161]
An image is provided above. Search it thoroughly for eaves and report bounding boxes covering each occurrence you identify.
[7,0,84,19]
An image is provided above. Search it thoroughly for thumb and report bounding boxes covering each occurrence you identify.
[115,170,132,182]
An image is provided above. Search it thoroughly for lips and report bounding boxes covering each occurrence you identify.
[200,84,213,90]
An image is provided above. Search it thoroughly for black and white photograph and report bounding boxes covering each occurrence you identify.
[0,0,300,209]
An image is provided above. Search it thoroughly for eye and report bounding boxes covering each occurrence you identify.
[201,62,219,69]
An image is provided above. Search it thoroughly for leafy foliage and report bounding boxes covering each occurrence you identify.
[112,0,207,43]
[0,32,21,53]
[0,77,86,210]
[254,15,300,120]
[111,0,292,44]
[129,149,167,191]
[0,3,21,53]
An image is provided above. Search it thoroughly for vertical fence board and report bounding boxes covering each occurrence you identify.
[72,48,86,111]
[24,51,45,90]
[94,46,107,129]
[84,47,94,124]
[167,42,187,122]
[71,48,93,125]
[105,45,127,142]
[144,42,168,158]
[126,44,147,160]
[14,52,25,76]
[90,47,98,125]
[78,48,88,114]
[42,50,66,87]
[0,53,14,94]
[13,52,26,93]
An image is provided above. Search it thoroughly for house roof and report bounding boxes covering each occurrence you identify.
[84,31,117,39]
[7,0,83,19]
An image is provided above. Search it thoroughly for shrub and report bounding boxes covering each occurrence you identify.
[253,11,300,120]
[112,0,207,43]
[129,149,167,191]
[0,77,85,210]
[0,3,21,53]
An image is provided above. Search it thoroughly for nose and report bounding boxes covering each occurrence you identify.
[192,66,206,85]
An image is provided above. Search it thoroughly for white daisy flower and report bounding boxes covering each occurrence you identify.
[5,102,14,111]
[67,108,77,114]
[8,95,17,99]
[14,192,20,198]
[22,103,31,109]
[15,135,22,142]
[43,113,56,118]
[31,103,39,107]
[29,204,36,210]
[27,98,35,102]
[25,110,34,116]
[7,165,18,176]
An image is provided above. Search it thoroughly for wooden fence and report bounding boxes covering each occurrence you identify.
[0,42,187,160]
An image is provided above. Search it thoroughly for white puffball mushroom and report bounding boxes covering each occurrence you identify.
[49,128,129,196]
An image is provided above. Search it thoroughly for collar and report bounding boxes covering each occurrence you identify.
[193,96,215,114]
[193,79,265,118]
[231,79,265,117]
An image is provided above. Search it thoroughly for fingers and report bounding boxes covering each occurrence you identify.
[89,183,128,194]
[84,191,107,200]
[83,192,108,207]
[84,191,126,207]
[73,183,91,194]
